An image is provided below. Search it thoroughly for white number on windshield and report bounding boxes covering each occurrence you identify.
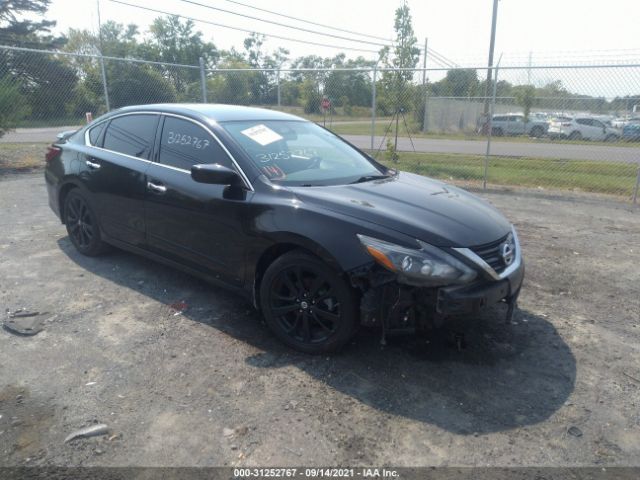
[255,149,318,163]
[167,131,210,150]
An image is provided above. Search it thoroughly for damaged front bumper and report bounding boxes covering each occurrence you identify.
[353,232,525,333]
[436,257,524,316]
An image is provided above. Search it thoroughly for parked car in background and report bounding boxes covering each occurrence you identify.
[622,120,640,141]
[486,114,548,138]
[593,115,615,128]
[547,116,620,141]
[612,118,625,128]
[529,112,550,123]
[612,116,640,129]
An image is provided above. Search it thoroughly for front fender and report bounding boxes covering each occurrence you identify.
[244,192,420,292]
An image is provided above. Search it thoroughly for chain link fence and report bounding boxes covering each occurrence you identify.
[2,44,639,202]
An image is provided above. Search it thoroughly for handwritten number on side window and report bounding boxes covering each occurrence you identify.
[167,131,210,150]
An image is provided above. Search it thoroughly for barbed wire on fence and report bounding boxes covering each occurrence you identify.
[1,44,639,202]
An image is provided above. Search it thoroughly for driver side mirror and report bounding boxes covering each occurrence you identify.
[191,163,242,187]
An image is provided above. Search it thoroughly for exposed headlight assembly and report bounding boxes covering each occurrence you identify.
[357,234,477,287]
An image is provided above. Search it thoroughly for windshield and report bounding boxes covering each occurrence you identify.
[220,120,385,186]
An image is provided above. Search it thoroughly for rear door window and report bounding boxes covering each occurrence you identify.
[158,116,232,170]
[87,122,106,146]
[103,114,159,160]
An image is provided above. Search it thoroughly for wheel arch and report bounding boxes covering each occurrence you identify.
[58,180,83,223]
[530,125,543,136]
[250,235,345,309]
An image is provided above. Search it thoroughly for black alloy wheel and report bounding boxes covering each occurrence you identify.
[260,251,357,353]
[64,190,109,256]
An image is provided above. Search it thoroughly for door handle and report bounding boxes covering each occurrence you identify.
[86,160,101,169]
[147,181,167,194]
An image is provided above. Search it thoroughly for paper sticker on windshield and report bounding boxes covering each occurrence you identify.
[241,124,283,146]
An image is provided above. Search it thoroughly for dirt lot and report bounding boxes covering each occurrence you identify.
[0,173,639,467]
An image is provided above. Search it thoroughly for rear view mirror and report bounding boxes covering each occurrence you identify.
[191,163,242,186]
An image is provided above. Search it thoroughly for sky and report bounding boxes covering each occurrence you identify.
[39,0,640,96]
[44,0,640,65]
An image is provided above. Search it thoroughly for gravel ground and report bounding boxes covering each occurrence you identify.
[0,173,639,467]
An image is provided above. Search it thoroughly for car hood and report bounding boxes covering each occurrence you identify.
[289,171,512,247]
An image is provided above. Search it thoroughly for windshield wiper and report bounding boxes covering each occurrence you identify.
[350,174,392,184]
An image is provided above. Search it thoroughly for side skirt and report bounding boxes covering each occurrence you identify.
[101,234,254,304]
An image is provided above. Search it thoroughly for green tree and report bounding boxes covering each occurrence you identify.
[324,55,374,110]
[432,69,479,97]
[64,21,184,111]
[144,16,218,98]
[242,33,276,104]
[0,0,76,131]
[300,78,322,114]
[0,0,57,46]
[289,55,331,111]
[377,2,420,115]
[0,78,30,136]
[513,85,536,122]
[63,22,144,114]
[107,63,177,108]
[207,58,252,105]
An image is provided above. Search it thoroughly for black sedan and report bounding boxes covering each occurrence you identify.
[45,104,524,353]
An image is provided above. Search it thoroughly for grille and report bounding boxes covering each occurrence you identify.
[471,234,510,273]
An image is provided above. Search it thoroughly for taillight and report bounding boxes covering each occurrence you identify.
[45,145,61,162]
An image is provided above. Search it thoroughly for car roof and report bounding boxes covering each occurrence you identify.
[111,103,305,123]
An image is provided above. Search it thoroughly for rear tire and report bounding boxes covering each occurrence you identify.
[568,131,582,140]
[491,127,503,137]
[605,134,618,142]
[259,251,358,354]
[530,126,543,138]
[63,190,109,256]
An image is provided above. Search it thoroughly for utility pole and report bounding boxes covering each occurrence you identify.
[199,57,207,103]
[394,11,405,158]
[527,51,532,85]
[421,38,428,86]
[421,37,428,132]
[483,0,499,115]
[96,0,110,111]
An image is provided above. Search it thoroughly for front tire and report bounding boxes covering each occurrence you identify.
[259,251,358,353]
[63,190,109,256]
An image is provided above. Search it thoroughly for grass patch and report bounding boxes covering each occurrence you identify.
[331,122,640,148]
[16,117,84,129]
[371,151,638,197]
[1,142,635,198]
[0,143,49,174]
